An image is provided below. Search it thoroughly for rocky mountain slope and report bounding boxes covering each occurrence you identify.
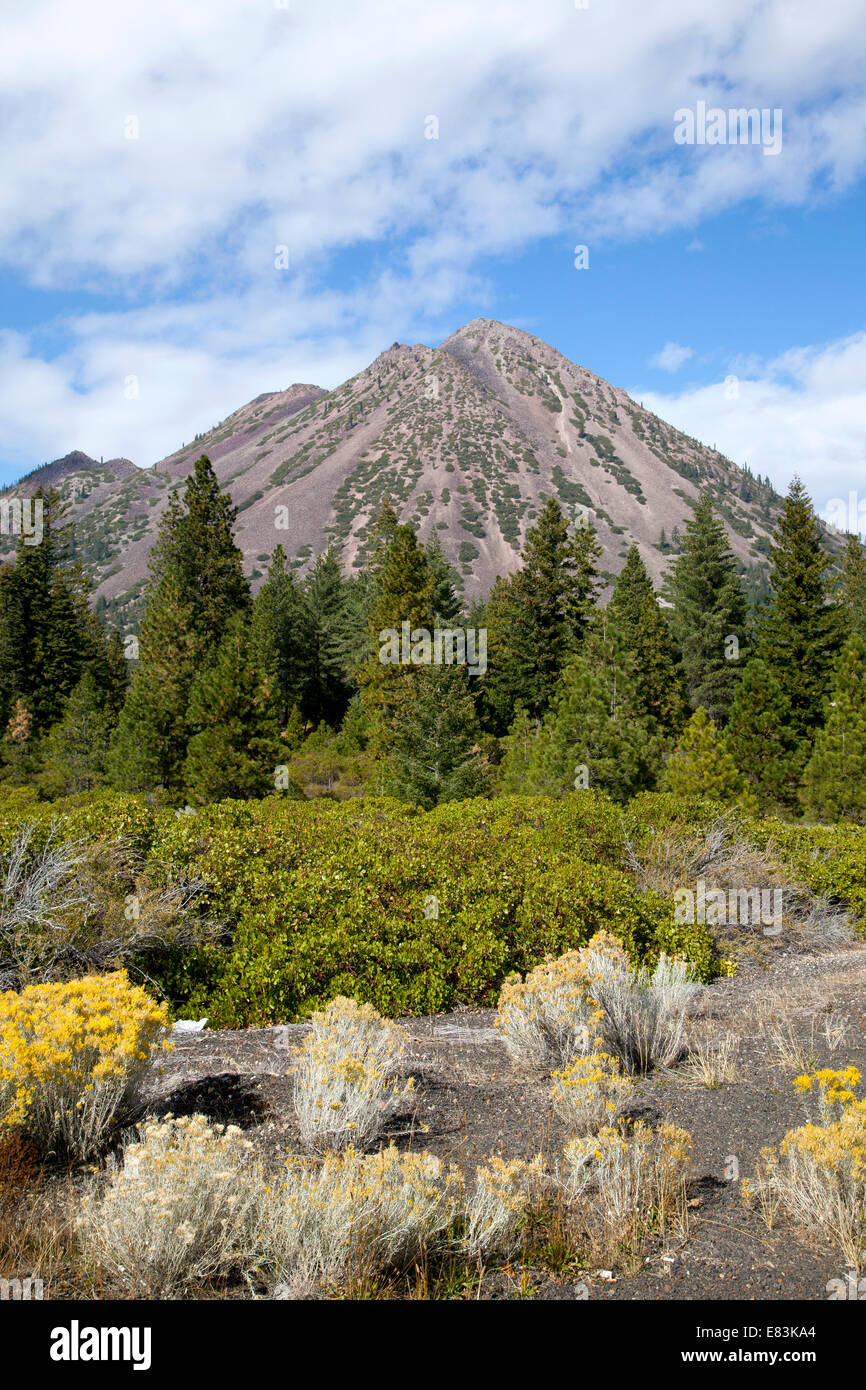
[0,320,783,621]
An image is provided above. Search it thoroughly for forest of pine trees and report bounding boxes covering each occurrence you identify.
[1,456,863,821]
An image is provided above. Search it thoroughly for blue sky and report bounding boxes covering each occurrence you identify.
[1,0,864,523]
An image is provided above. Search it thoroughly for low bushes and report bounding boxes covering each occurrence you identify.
[145,793,719,1025]
[263,1145,463,1297]
[746,1067,866,1268]
[0,819,212,991]
[495,950,604,1071]
[0,972,169,1162]
[81,1120,540,1299]
[80,1114,262,1297]
[496,932,700,1075]
[750,820,866,929]
[561,1120,693,1265]
[550,1052,633,1134]
[291,997,414,1153]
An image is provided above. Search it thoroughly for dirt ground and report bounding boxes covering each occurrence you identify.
[131,941,866,1302]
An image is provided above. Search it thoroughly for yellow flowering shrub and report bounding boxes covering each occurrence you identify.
[495,948,605,1070]
[291,996,415,1152]
[0,971,169,1162]
[550,1051,634,1134]
[562,1118,693,1264]
[460,1154,544,1260]
[263,1143,463,1296]
[80,1113,262,1297]
[496,929,699,1074]
[750,1067,866,1267]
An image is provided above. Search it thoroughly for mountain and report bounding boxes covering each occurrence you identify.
[0,320,785,621]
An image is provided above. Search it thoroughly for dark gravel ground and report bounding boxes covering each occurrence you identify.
[130,941,866,1302]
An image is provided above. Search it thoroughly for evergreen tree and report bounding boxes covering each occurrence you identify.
[383,663,485,808]
[665,492,748,724]
[305,545,356,723]
[251,545,314,726]
[836,533,866,646]
[148,455,250,655]
[482,499,601,732]
[0,698,38,786]
[183,617,283,802]
[801,635,866,823]
[724,658,796,809]
[757,477,838,756]
[107,575,198,791]
[108,458,249,791]
[358,522,433,741]
[501,619,657,801]
[425,531,463,623]
[606,545,685,735]
[0,487,109,732]
[38,672,112,797]
[658,706,744,800]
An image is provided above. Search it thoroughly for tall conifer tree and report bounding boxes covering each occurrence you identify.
[756,478,838,758]
[801,635,866,823]
[665,492,748,724]
[607,545,685,735]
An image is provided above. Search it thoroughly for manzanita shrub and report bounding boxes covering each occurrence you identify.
[0,788,860,1029]
[143,793,719,1025]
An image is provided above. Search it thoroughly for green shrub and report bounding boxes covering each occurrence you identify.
[143,793,719,1026]
[746,819,866,929]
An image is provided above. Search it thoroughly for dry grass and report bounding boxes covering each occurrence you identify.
[624,815,856,959]
[680,1032,740,1087]
[0,1132,79,1293]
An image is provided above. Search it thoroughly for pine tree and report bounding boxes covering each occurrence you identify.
[38,672,112,797]
[251,545,314,726]
[606,545,685,735]
[757,478,838,756]
[724,658,796,809]
[148,455,250,656]
[182,617,283,802]
[836,533,866,646]
[0,487,109,733]
[801,635,866,823]
[502,620,658,801]
[0,699,38,786]
[658,707,744,800]
[107,575,199,791]
[425,531,463,623]
[358,521,433,742]
[108,459,250,791]
[383,663,485,808]
[482,499,600,732]
[305,546,355,724]
[665,492,748,724]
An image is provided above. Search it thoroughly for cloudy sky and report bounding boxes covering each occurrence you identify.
[1,0,864,522]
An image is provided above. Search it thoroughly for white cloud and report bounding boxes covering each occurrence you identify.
[1,0,866,477]
[649,342,694,372]
[634,332,866,515]
[0,0,864,285]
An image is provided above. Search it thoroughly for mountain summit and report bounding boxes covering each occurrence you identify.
[1,320,779,618]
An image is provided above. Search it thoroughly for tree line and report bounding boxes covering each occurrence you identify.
[1,455,864,820]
